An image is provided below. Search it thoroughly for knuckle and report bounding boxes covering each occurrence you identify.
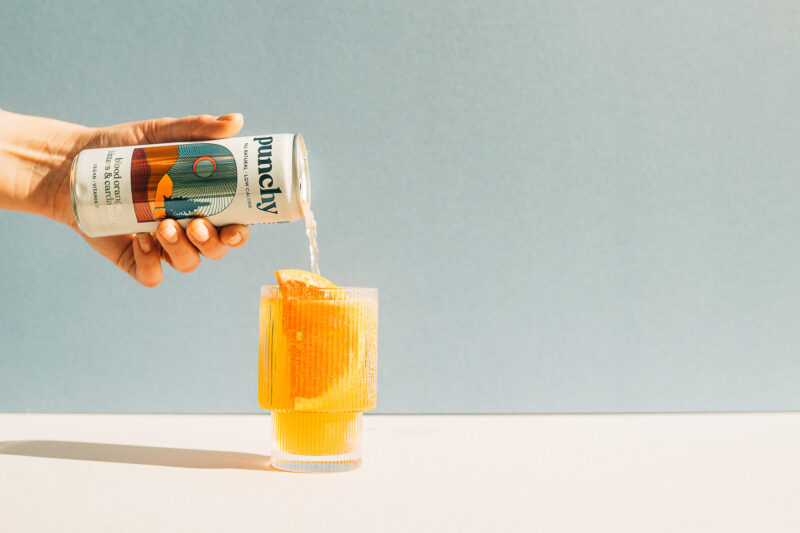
[180,262,200,274]
[140,276,162,288]
[177,255,201,273]
[142,119,161,143]
[205,247,228,261]
[132,124,148,144]
[89,128,111,149]
[115,244,135,275]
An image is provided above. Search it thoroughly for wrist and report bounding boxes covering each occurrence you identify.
[0,110,92,229]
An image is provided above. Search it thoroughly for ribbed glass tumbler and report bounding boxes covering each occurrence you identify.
[258,285,378,472]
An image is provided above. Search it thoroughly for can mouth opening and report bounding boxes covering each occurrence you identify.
[293,134,310,211]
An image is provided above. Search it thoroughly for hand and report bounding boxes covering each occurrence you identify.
[0,110,250,287]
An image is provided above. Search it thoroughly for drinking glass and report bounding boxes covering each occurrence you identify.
[258,285,378,472]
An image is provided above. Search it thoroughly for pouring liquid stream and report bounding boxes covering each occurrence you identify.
[300,200,320,276]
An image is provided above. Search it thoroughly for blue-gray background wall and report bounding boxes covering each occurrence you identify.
[2,0,800,413]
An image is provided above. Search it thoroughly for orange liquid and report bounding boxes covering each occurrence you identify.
[258,287,377,455]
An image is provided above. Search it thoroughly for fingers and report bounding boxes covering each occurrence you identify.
[85,218,247,284]
[96,113,244,146]
[186,219,228,260]
[156,219,201,273]
[138,219,249,277]
[147,113,244,143]
[132,233,163,287]
[219,224,249,248]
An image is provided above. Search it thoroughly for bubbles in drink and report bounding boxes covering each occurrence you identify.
[300,199,320,275]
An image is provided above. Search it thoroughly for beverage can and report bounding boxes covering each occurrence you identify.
[69,134,310,237]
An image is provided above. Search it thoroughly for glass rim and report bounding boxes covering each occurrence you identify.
[260,285,378,292]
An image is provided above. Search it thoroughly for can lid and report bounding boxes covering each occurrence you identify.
[293,134,310,210]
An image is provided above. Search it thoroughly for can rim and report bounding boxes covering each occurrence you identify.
[293,134,310,211]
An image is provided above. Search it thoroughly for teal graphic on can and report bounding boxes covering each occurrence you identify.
[130,142,237,222]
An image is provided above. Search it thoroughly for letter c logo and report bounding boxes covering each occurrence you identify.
[193,156,217,178]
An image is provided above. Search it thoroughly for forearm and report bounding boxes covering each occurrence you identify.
[0,125,65,217]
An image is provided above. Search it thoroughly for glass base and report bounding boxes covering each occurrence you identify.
[271,449,362,473]
[269,411,363,473]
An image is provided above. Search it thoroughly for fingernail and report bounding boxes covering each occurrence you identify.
[137,233,152,253]
[160,224,179,244]
[227,232,242,246]
[191,224,209,243]
[217,113,241,121]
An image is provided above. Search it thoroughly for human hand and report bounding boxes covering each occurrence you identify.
[0,110,250,287]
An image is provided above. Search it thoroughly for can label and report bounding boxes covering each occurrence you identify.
[71,134,308,237]
[131,142,238,222]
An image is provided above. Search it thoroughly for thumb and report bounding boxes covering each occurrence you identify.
[96,113,244,146]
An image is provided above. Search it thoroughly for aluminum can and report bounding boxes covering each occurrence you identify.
[70,134,310,237]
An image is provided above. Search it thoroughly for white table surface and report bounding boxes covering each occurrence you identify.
[1,413,799,532]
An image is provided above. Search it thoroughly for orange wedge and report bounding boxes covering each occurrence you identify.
[273,269,351,400]
[275,269,337,289]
